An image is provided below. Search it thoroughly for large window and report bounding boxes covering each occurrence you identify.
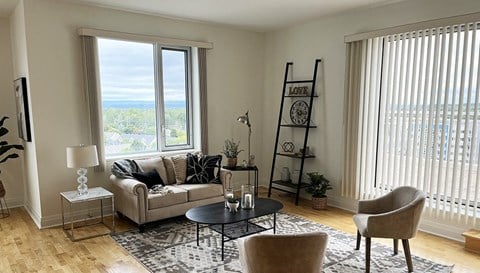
[97,38,192,156]
[347,21,480,224]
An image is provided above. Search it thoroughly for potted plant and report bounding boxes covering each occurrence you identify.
[221,138,243,167]
[305,172,332,210]
[226,197,240,213]
[0,116,24,210]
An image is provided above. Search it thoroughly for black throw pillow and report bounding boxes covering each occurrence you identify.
[132,169,165,189]
[185,153,222,184]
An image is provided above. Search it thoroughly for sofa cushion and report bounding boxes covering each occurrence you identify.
[147,186,188,209]
[176,184,224,202]
[161,157,177,185]
[171,154,188,184]
[134,157,168,183]
[132,169,164,189]
[185,153,222,184]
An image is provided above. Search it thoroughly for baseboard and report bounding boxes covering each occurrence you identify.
[4,196,24,209]
[23,203,42,229]
[419,216,466,242]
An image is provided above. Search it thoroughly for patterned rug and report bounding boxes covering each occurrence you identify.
[111,213,453,273]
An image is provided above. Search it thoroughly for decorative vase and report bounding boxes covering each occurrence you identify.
[227,201,239,213]
[226,158,237,168]
[312,196,327,210]
[281,167,290,182]
[241,184,255,209]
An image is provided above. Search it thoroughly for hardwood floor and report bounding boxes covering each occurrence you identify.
[0,188,479,272]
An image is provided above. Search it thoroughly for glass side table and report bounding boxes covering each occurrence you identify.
[60,187,115,241]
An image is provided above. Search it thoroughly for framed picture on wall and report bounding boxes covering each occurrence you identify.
[14,77,32,142]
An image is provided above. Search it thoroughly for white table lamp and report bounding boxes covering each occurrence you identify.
[66,144,99,195]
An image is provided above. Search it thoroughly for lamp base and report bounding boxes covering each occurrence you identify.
[77,168,89,195]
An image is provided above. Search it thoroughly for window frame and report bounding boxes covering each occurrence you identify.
[156,46,194,151]
[97,38,196,158]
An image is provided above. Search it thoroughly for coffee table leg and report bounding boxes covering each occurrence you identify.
[196,223,199,246]
[221,224,225,261]
[273,212,277,234]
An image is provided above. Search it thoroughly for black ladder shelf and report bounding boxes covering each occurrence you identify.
[268,59,321,205]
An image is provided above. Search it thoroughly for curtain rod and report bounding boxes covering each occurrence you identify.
[345,11,480,43]
[78,28,214,49]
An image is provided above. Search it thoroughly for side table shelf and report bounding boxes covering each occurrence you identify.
[222,165,259,196]
[60,187,115,241]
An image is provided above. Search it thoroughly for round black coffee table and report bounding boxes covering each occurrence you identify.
[186,198,283,260]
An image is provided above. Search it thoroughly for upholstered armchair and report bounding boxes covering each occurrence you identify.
[353,186,425,273]
[238,232,328,273]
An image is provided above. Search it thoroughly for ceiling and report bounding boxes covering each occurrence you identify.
[0,0,405,32]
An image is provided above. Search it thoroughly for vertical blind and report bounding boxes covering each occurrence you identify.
[346,20,480,226]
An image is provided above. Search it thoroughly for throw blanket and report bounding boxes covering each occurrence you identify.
[111,159,140,178]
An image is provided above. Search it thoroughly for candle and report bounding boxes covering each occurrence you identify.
[244,193,252,208]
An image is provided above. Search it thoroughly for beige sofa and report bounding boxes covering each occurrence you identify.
[110,154,232,232]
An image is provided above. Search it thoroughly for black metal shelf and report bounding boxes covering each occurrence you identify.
[285,95,318,98]
[285,80,314,84]
[268,59,322,206]
[280,124,317,128]
[270,180,310,194]
[276,152,315,159]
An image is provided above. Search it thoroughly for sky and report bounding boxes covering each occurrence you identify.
[97,38,187,102]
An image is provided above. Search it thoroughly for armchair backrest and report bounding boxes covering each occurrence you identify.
[391,186,426,236]
[238,231,328,273]
[391,186,425,210]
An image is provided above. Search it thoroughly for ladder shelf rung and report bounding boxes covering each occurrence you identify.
[276,152,315,158]
[280,124,317,128]
[285,80,314,84]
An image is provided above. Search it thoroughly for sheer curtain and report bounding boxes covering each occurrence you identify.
[343,21,480,227]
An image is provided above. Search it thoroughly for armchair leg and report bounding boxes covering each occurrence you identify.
[365,237,371,273]
[356,230,361,250]
[402,239,413,272]
[393,239,398,255]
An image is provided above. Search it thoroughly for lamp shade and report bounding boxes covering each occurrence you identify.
[66,145,99,168]
[237,111,250,127]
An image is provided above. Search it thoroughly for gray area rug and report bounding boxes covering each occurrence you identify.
[111,213,453,273]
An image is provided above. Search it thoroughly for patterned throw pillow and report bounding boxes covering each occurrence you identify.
[185,153,222,184]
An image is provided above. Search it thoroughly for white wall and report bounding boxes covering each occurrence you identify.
[12,0,264,227]
[0,17,25,208]
[9,0,42,226]
[262,0,480,240]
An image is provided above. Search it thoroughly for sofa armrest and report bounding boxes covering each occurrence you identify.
[219,168,233,190]
[109,174,148,225]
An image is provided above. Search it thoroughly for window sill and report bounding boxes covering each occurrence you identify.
[106,149,200,163]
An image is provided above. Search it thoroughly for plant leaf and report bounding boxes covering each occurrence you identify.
[0,127,8,138]
[0,116,8,127]
[0,153,19,164]
[0,145,24,157]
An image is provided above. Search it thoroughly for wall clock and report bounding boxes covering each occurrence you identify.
[290,100,309,125]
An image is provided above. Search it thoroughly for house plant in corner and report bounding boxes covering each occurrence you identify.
[0,116,24,216]
[305,172,332,210]
[221,138,243,167]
